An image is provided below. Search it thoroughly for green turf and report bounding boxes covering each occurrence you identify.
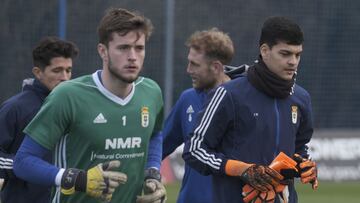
[165,181,360,203]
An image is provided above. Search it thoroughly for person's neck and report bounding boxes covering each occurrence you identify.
[216,73,231,86]
[204,74,231,92]
[101,70,133,99]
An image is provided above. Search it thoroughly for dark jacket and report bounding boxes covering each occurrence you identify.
[183,64,313,202]
[162,65,247,203]
[0,78,52,203]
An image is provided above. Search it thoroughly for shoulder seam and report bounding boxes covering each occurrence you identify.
[135,77,145,86]
[66,81,98,89]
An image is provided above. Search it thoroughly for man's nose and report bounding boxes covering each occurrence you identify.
[60,70,71,81]
[128,48,137,61]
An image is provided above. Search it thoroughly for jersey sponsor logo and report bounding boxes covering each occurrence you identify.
[90,151,145,161]
[141,106,149,127]
[186,105,194,122]
[291,105,298,124]
[93,113,107,123]
[105,137,142,150]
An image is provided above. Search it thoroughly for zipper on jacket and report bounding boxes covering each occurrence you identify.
[273,99,280,158]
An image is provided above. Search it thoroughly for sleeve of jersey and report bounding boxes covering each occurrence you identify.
[183,86,233,175]
[295,93,314,158]
[0,102,17,179]
[146,91,165,169]
[13,135,59,186]
[162,95,185,159]
[23,84,73,150]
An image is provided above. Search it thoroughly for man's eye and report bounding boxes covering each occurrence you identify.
[119,46,129,50]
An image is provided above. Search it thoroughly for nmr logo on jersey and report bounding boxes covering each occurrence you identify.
[105,137,142,150]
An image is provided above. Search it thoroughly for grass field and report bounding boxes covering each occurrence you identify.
[165,181,360,203]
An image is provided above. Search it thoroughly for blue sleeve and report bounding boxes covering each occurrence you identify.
[295,93,314,158]
[13,135,59,186]
[183,86,233,175]
[146,131,163,169]
[0,102,17,179]
[162,97,185,159]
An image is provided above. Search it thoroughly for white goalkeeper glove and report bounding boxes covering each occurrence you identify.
[136,168,166,203]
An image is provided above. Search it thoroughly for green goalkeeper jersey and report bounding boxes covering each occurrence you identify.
[24,71,164,203]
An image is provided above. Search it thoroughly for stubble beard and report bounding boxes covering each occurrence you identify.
[107,56,138,84]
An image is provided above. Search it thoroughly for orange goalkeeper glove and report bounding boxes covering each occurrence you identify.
[242,152,299,203]
[225,160,283,192]
[293,154,319,190]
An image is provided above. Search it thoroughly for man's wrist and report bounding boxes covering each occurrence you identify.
[225,160,252,177]
[55,168,65,186]
[60,168,87,194]
[144,167,161,181]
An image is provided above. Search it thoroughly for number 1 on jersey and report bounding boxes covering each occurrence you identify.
[122,115,126,126]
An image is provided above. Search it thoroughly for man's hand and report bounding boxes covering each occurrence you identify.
[61,160,127,202]
[136,168,166,203]
[225,159,283,192]
[136,179,166,203]
[293,154,319,190]
[241,164,283,192]
[242,184,276,203]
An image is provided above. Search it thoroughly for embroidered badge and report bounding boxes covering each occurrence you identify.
[291,105,298,124]
[141,106,149,127]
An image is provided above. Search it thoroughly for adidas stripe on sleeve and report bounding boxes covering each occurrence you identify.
[183,86,234,175]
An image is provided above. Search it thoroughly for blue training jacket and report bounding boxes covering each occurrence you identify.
[162,88,210,203]
[0,79,52,203]
[183,74,313,203]
[162,65,247,203]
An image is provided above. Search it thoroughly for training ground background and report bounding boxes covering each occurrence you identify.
[1,0,359,202]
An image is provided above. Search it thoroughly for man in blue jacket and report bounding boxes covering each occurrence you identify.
[0,36,79,203]
[162,28,247,203]
[183,16,318,203]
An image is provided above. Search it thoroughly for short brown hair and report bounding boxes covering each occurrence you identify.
[97,8,154,46]
[186,28,234,65]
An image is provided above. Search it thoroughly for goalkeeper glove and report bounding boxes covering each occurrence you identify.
[225,160,283,192]
[242,152,298,203]
[136,168,166,203]
[293,154,319,190]
[61,160,127,202]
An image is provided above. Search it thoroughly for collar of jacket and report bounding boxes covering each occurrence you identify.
[23,79,51,99]
[247,56,296,99]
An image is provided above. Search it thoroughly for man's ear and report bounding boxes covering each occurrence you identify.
[211,60,224,74]
[32,67,42,80]
[260,43,270,60]
[97,43,108,60]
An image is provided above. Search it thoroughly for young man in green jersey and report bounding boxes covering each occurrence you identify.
[13,8,166,203]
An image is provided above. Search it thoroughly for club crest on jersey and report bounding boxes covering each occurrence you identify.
[186,105,194,122]
[291,105,298,124]
[141,106,149,127]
